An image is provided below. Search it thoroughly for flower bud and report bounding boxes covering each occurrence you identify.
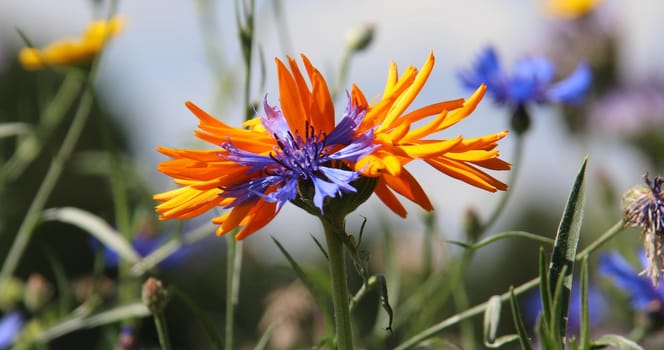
[24,274,53,312]
[345,24,375,54]
[141,277,168,313]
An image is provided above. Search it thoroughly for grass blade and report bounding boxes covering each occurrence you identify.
[509,287,532,350]
[41,207,141,264]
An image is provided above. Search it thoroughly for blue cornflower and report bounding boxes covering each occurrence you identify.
[0,311,24,349]
[459,46,592,108]
[599,251,664,315]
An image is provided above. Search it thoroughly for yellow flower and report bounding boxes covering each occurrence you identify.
[19,17,124,70]
[350,52,510,217]
[545,0,602,19]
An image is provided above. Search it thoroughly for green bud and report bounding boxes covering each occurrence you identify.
[24,274,53,312]
[463,206,483,243]
[0,277,25,311]
[345,24,375,54]
[142,277,168,313]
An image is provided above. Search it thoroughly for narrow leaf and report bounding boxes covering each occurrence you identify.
[253,321,276,350]
[483,295,502,346]
[35,302,150,343]
[310,233,328,260]
[591,335,644,350]
[171,288,224,350]
[270,236,332,326]
[580,257,590,349]
[548,157,588,336]
[539,247,552,328]
[0,122,30,138]
[42,207,141,264]
[483,295,519,348]
[509,287,533,350]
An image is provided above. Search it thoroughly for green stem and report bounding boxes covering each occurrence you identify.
[394,277,540,350]
[575,220,624,260]
[394,220,626,349]
[322,217,354,350]
[224,236,242,350]
[478,132,524,235]
[153,310,172,350]
[0,79,94,282]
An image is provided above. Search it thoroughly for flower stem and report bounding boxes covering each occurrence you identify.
[225,236,242,350]
[0,75,93,282]
[153,310,172,350]
[321,217,354,350]
[478,132,524,235]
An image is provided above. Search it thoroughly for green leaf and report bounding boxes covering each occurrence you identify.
[538,247,552,329]
[509,287,532,350]
[591,335,644,350]
[483,295,519,348]
[41,207,141,264]
[270,236,332,329]
[253,321,276,350]
[171,288,224,350]
[0,122,30,139]
[579,257,590,349]
[35,302,150,344]
[548,157,588,337]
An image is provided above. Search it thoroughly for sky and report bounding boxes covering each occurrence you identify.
[2,0,663,258]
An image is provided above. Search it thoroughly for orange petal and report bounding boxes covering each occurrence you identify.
[382,168,433,211]
[235,200,280,239]
[276,58,307,133]
[426,158,507,192]
[374,177,407,217]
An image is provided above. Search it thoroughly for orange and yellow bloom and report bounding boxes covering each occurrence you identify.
[154,53,510,239]
[351,52,510,217]
[19,16,124,70]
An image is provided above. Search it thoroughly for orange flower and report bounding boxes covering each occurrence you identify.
[154,55,375,239]
[19,17,124,70]
[351,52,510,217]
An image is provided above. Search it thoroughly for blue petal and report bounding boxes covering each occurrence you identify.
[328,132,377,162]
[0,311,23,349]
[260,96,291,139]
[547,63,592,104]
[458,47,509,103]
[319,166,359,193]
[598,252,662,310]
[326,97,366,146]
[311,176,342,210]
[508,58,555,103]
[220,141,274,173]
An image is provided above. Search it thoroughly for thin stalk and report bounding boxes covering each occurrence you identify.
[153,310,172,350]
[394,277,540,350]
[322,217,354,350]
[575,220,624,260]
[224,236,242,350]
[0,79,93,282]
[478,133,524,235]
[2,71,84,182]
[395,220,626,349]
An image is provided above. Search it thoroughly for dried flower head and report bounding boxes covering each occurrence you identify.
[623,174,664,285]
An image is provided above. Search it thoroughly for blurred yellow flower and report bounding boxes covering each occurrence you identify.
[19,17,124,70]
[546,0,602,18]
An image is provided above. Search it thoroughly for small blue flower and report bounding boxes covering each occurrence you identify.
[459,47,592,107]
[0,311,24,350]
[599,251,664,314]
